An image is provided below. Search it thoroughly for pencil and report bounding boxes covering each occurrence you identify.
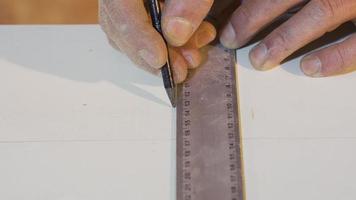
[147,0,177,107]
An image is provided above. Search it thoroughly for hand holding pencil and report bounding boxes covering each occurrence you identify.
[99,0,216,84]
[100,0,356,79]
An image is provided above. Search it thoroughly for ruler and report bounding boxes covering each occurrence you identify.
[176,44,244,200]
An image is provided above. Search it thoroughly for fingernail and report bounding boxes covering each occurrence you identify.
[186,54,201,68]
[164,17,194,47]
[196,28,216,48]
[301,55,322,77]
[139,49,160,69]
[249,43,269,70]
[220,23,238,49]
[185,54,195,66]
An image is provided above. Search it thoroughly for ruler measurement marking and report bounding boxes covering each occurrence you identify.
[224,53,240,200]
[182,81,193,200]
[177,45,244,200]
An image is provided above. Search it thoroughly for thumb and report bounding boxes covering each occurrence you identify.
[162,0,214,47]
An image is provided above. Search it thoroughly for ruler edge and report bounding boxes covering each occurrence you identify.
[175,44,247,200]
[225,46,246,200]
[232,47,247,200]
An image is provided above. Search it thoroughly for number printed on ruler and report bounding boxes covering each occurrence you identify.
[223,53,240,199]
[182,81,192,200]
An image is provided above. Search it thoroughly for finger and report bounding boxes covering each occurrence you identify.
[220,0,304,49]
[300,33,356,77]
[100,4,160,75]
[99,2,122,51]
[100,15,122,52]
[162,0,214,47]
[180,48,202,69]
[177,22,215,69]
[108,37,122,51]
[169,48,188,83]
[100,0,167,69]
[184,21,216,49]
[249,0,356,70]
[99,1,112,38]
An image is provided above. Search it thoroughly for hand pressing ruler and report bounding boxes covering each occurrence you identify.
[177,44,245,200]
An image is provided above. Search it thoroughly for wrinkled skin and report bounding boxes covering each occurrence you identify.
[99,0,217,83]
[100,0,356,81]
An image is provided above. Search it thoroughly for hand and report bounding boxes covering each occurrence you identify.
[220,0,356,77]
[99,0,216,83]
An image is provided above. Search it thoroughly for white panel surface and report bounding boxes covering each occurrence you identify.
[0,26,175,200]
[0,25,355,200]
[237,43,356,139]
[237,38,356,200]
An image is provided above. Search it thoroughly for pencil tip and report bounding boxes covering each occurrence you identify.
[166,88,177,108]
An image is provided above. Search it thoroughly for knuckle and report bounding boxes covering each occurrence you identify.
[267,27,293,56]
[334,43,347,69]
[237,5,253,23]
[99,0,128,35]
[230,5,253,33]
[313,0,345,19]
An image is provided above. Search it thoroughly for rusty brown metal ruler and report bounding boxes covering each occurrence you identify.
[176,43,245,200]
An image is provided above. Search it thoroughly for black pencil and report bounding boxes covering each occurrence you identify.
[147,0,176,107]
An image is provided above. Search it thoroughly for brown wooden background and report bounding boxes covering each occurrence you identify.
[0,0,98,24]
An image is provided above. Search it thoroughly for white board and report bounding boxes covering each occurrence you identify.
[237,31,356,200]
[0,25,355,200]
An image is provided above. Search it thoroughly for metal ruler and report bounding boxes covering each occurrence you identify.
[177,44,244,200]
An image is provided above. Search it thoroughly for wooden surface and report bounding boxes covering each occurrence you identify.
[0,25,355,200]
[0,0,97,24]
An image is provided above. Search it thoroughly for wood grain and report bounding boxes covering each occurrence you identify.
[0,0,98,24]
